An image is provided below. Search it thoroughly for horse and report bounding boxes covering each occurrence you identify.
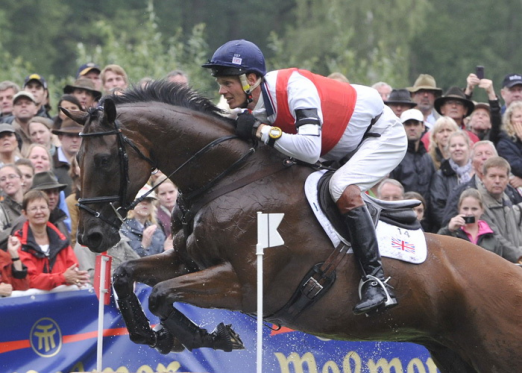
[67,81,522,373]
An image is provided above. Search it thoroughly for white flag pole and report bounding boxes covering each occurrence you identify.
[256,212,265,373]
[96,255,110,372]
[256,212,285,373]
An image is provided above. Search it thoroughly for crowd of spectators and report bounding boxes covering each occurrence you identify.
[1,59,521,296]
[379,71,522,264]
[0,63,183,296]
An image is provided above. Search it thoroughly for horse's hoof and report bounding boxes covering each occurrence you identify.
[212,323,245,352]
[152,324,185,354]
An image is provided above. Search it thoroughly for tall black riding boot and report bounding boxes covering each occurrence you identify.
[343,205,398,315]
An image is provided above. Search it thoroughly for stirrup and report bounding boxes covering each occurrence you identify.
[357,275,397,309]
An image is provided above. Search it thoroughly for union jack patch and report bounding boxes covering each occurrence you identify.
[391,237,416,253]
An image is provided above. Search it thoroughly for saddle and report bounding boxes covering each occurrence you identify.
[316,171,421,240]
[268,171,421,323]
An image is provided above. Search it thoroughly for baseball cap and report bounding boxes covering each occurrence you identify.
[13,91,37,104]
[473,102,490,114]
[77,62,101,78]
[502,73,522,89]
[400,109,424,124]
[0,123,15,134]
[23,74,48,89]
[135,184,157,201]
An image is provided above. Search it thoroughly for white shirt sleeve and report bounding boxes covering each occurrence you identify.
[264,71,324,163]
[273,131,322,164]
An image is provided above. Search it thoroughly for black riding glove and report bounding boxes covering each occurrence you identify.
[236,111,261,140]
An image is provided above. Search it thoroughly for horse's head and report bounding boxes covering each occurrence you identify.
[64,100,154,252]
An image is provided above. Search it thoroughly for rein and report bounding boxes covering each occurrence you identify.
[78,114,256,230]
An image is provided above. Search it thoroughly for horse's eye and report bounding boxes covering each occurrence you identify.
[94,154,112,168]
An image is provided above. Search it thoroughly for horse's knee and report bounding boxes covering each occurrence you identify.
[112,261,136,293]
[149,283,174,318]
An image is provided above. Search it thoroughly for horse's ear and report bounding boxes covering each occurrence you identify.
[104,99,117,124]
[60,107,89,125]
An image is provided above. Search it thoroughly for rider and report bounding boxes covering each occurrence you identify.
[202,40,407,315]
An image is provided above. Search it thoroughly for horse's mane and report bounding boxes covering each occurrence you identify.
[102,80,228,121]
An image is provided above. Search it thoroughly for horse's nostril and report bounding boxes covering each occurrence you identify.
[87,232,103,250]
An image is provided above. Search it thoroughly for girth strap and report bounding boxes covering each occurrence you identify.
[267,242,350,322]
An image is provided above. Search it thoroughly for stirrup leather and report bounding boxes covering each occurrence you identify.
[357,275,396,308]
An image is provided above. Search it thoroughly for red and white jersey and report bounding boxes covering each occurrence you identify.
[252,68,386,163]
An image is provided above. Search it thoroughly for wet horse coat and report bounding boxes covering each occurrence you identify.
[70,81,522,373]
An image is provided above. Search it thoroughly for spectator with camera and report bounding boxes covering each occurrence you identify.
[438,188,503,258]
[464,69,502,144]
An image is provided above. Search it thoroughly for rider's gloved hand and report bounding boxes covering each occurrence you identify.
[236,110,261,140]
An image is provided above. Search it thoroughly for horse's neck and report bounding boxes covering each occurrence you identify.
[126,107,257,195]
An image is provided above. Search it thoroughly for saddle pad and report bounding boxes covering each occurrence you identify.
[304,170,427,264]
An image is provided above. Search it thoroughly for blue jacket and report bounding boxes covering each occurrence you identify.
[120,218,165,257]
[497,131,522,178]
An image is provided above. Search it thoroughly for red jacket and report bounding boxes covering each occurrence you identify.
[0,248,29,291]
[15,221,79,291]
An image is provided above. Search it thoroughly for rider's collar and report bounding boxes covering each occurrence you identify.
[251,84,269,123]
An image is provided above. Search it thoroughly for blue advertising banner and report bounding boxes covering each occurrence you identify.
[0,285,439,373]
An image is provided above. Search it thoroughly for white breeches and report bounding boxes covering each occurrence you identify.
[329,107,407,202]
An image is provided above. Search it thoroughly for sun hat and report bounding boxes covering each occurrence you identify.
[31,171,67,191]
[407,74,443,94]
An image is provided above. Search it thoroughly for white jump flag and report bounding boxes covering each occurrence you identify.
[256,212,284,252]
[256,212,284,373]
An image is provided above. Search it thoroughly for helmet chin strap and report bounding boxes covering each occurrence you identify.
[239,74,262,105]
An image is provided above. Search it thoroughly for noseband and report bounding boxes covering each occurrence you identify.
[78,113,255,231]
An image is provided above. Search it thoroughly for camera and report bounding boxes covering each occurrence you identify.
[463,216,476,224]
[476,66,485,80]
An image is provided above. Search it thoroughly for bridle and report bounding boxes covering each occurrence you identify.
[77,116,157,230]
[77,110,255,230]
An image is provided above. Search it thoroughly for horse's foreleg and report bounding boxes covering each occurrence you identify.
[113,249,195,354]
[149,262,245,352]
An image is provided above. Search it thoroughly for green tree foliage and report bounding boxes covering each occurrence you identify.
[1,0,522,111]
[75,1,213,95]
[269,0,431,87]
[410,0,522,93]
[0,1,217,114]
[0,0,69,77]
[152,0,295,54]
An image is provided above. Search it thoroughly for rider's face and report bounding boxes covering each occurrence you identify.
[216,76,246,109]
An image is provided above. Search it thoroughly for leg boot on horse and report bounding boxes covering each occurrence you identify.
[161,307,244,352]
[337,185,397,315]
[117,293,185,353]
